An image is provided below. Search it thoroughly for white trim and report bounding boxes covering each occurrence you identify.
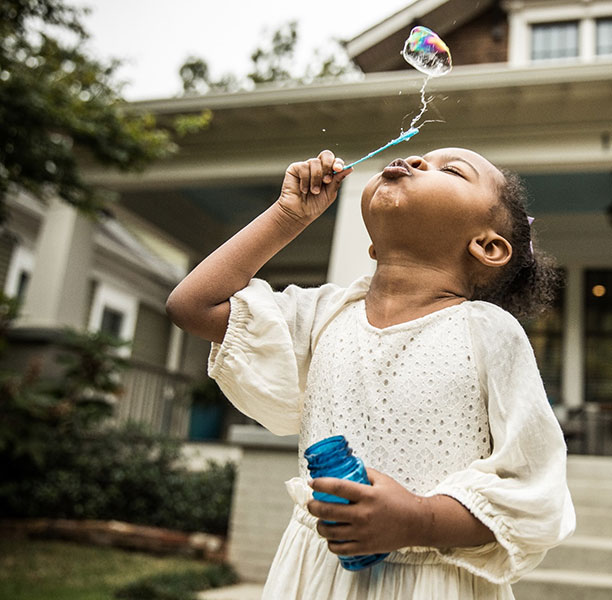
[166,324,184,372]
[562,265,585,410]
[120,62,612,115]
[344,0,447,57]
[88,282,139,356]
[508,11,529,65]
[4,245,34,298]
[506,0,612,66]
[581,18,596,60]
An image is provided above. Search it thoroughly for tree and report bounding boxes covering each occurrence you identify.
[0,0,210,223]
[179,20,361,95]
[248,20,300,85]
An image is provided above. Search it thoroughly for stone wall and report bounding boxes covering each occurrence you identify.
[226,425,299,582]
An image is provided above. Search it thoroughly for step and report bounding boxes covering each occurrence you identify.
[539,535,612,574]
[574,506,612,537]
[567,455,612,482]
[513,569,612,600]
[569,479,612,509]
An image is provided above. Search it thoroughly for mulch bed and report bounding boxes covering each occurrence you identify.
[0,518,226,562]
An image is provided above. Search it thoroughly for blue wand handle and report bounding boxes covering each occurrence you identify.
[341,127,419,171]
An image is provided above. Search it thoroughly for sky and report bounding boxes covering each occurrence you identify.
[69,0,412,100]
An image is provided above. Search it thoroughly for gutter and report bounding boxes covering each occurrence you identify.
[128,61,612,114]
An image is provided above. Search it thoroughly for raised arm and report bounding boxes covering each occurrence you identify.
[166,150,351,343]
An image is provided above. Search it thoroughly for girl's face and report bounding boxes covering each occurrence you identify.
[361,147,505,258]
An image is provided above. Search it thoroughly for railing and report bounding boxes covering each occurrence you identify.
[563,404,612,456]
[116,360,193,438]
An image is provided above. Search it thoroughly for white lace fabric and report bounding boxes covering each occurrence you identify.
[299,299,491,494]
[209,277,575,599]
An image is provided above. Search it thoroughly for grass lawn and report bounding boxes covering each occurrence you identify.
[0,538,223,600]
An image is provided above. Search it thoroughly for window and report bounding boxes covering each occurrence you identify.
[597,18,612,55]
[531,21,579,61]
[88,282,138,355]
[100,306,124,339]
[4,245,34,303]
[584,270,612,404]
[522,271,565,406]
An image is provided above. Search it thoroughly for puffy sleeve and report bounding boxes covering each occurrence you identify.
[424,302,576,584]
[207,278,347,436]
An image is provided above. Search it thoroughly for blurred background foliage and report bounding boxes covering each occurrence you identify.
[178,20,359,95]
[0,293,235,536]
[0,0,209,224]
[0,0,356,224]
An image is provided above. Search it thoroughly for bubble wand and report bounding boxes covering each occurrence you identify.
[340,26,452,171]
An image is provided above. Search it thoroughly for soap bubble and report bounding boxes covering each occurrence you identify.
[401,26,452,77]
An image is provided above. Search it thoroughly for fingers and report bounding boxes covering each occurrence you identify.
[327,540,362,556]
[292,161,311,196]
[310,476,369,504]
[318,149,344,181]
[308,498,355,523]
[313,515,373,557]
[291,151,350,196]
[365,467,382,484]
[316,520,353,541]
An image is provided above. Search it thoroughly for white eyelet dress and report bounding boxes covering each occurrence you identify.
[209,277,575,600]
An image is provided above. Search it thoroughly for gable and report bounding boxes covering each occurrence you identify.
[346,0,504,72]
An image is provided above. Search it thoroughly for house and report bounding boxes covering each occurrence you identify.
[4,0,612,587]
[1,189,196,437]
[4,0,612,444]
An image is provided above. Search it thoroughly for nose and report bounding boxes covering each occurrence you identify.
[406,155,428,170]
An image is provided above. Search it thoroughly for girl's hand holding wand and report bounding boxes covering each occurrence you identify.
[278,150,351,224]
[308,469,495,555]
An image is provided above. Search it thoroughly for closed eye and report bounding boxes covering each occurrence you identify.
[440,164,465,178]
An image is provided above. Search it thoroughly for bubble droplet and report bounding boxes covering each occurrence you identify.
[401,26,452,77]
[322,128,326,132]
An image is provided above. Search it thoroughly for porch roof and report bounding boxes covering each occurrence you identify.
[82,60,612,269]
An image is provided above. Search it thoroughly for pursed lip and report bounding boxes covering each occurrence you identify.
[382,158,411,179]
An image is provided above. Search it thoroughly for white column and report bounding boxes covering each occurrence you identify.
[327,170,376,286]
[561,265,585,410]
[18,197,94,329]
[507,10,529,67]
[166,323,184,372]
[580,18,595,62]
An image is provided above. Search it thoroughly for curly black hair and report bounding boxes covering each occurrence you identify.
[472,169,563,320]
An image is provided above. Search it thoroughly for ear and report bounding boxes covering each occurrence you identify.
[368,244,377,260]
[468,231,512,268]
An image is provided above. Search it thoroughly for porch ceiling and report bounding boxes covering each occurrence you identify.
[117,182,337,283]
[87,61,612,192]
[84,61,612,262]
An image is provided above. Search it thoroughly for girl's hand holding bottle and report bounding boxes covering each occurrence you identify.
[308,468,496,555]
[308,468,431,556]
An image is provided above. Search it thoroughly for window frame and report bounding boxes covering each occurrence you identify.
[88,282,138,356]
[596,17,612,55]
[4,245,35,301]
[507,1,612,66]
[530,20,580,61]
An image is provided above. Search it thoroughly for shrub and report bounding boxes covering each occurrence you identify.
[0,423,235,535]
[0,325,235,536]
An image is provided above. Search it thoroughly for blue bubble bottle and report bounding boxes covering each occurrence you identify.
[304,435,389,571]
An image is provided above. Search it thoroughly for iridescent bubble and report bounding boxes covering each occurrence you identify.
[401,26,452,77]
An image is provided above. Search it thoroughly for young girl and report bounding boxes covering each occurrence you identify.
[166,148,575,599]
